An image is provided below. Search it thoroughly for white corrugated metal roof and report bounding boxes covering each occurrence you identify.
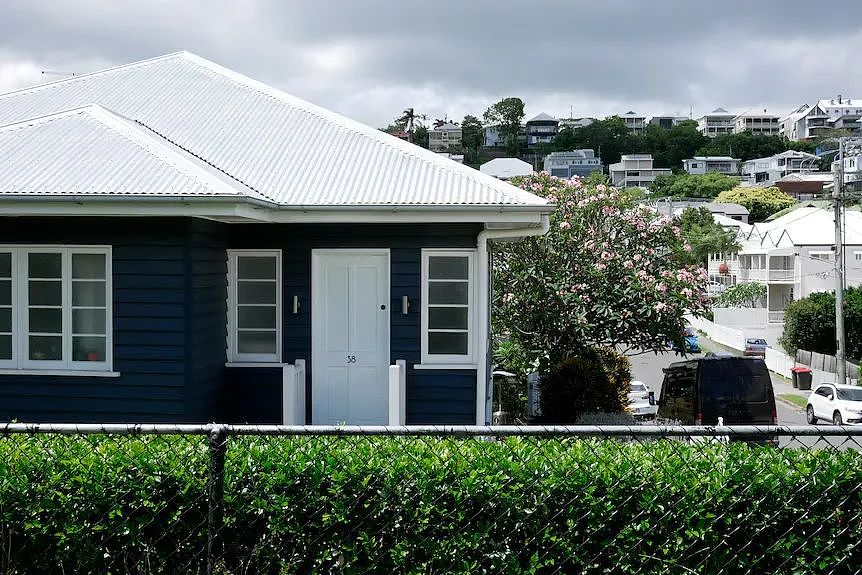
[0,52,549,210]
[479,158,533,180]
[0,104,269,200]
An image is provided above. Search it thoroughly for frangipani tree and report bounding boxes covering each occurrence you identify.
[494,173,710,373]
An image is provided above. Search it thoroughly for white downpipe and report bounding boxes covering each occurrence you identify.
[475,215,551,425]
[282,359,307,425]
[388,360,407,425]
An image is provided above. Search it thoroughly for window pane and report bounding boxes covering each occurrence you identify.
[429,256,469,279]
[72,253,106,279]
[73,336,106,362]
[0,334,10,360]
[29,280,61,306]
[0,309,10,332]
[429,307,468,330]
[238,256,276,279]
[429,282,468,305]
[29,335,62,360]
[238,281,276,305]
[28,253,61,278]
[0,280,10,306]
[0,253,10,277]
[428,332,468,355]
[73,309,106,335]
[72,281,107,306]
[238,306,277,329]
[29,308,62,333]
[238,331,276,354]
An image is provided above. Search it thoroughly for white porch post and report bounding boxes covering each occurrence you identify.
[388,360,406,426]
[282,364,297,425]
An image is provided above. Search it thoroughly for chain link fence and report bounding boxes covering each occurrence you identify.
[1,423,861,574]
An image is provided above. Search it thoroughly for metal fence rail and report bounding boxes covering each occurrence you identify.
[1,424,861,574]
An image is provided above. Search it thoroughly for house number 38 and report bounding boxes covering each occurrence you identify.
[346,355,356,363]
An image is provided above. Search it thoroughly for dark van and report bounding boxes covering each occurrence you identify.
[657,356,777,426]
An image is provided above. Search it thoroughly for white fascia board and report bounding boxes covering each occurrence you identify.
[0,198,552,225]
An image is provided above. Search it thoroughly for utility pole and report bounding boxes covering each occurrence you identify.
[833,138,846,385]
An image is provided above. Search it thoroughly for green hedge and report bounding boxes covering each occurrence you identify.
[1,435,860,574]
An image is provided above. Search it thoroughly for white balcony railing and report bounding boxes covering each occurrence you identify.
[768,311,785,323]
[738,269,766,282]
[768,269,795,282]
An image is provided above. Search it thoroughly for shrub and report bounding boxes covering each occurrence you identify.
[714,186,796,222]
[537,348,631,424]
[0,434,860,574]
[780,287,862,360]
[712,282,766,308]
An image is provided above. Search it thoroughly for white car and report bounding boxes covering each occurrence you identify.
[806,383,862,425]
[628,380,657,418]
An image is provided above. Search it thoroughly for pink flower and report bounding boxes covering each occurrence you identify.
[502,293,514,303]
[623,260,634,269]
[595,262,607,271]
[596,184,607,192]
[672,226,681,237]
[681,288,693,297]
[683,244,692,252]
[634,254,643,262]
[656,282,668,293]
[654,302,668,312]
[558,221,571,230]
[601,251,613,261]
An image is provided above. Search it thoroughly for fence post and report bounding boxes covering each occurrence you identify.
[207,425,228,574]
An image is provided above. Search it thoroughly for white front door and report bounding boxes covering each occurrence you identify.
[312,250,390,424]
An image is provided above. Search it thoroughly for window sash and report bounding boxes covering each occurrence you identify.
[0,246,111,371]
[227,250,282,363]
[421,250,475,364]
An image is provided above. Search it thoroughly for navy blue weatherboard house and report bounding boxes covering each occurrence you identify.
[0,52,551,425]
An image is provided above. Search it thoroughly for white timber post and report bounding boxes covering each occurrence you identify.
[282,364,297,425]
[397,359,407,425]
[389,361,406,426]
[295,359,306,425]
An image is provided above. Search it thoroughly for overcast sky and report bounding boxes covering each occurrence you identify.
[2,0,862,128]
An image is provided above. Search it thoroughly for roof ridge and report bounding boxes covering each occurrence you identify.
[0,52,188,102]
[178,52,543,207]
[0,103,267,200]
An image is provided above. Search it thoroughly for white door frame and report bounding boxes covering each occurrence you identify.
[311,248,391,424]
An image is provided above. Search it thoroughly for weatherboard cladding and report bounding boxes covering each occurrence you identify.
[222,222,481,425]
[0,218,477,424]
[0,218,192,422]
[0,52,548,208]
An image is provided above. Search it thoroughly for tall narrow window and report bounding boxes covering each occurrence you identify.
[0,246,111,372]
[228,250,281,363]
[422,250,474,364]
[0,251,12,365]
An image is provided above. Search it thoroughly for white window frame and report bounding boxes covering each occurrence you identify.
[226,249,282,364]
[421,249,476,365]
[810,250,834,262]
[0,245,113,373]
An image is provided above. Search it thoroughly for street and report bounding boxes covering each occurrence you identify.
[629,346,807,426]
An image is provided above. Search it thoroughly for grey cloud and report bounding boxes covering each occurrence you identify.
[1,0,861,126]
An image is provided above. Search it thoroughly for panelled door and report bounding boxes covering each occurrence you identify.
[312,250,389,424]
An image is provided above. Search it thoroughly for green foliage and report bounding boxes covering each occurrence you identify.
[715,186,796,222]
[460,114,483,164]
[780,287,862,360]
[696,131,815,162]
[537,348,631,424]
[651,172,739,199]
[713,282,767,308]
[495,173,710,372]
[2,434,860,574]
[675,207,740,267]
[483,97,525,156]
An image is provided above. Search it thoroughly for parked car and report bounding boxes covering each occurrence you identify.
[669,327,701,353]
[657,356,777,433]
[744,338,767,357]
[806,384,862,425]
[628,380,657,418]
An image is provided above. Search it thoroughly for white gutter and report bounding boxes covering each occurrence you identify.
[475,213,551,425]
